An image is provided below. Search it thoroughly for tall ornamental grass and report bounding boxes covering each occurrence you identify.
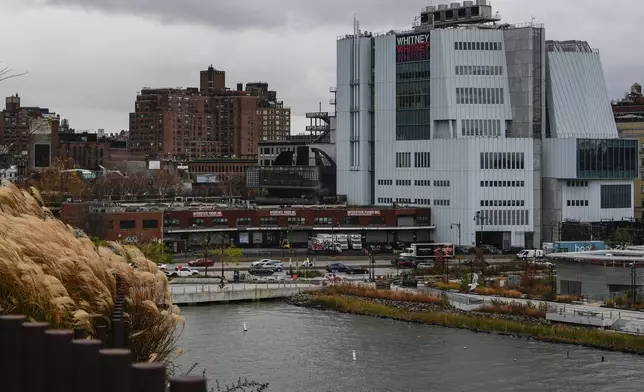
[0,182,183,363]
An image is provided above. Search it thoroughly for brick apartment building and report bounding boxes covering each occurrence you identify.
[129,67,259,161]
[245,82,291,141]
[58,131,110,169]
[0,94,60,172]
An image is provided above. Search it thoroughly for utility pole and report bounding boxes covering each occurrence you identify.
[631,263,637,309]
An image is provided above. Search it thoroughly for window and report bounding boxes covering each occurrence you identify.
[164,218,181,227]
[377,197,394,204]
[481,200,526,207]
[260,217,278,226]
[378,179,393,186]
[567,180,589,187]
[600,185,632,209]
[142,220,158,229]
[461,119,502,137]
[415,180,431,187]
[433,180,450,187]
[457,88,504,105]
[345,216,360,225]
[119,220,136,230]
[414,199,432,206]
[288,217,305,225]
[396,152,412,168]
[479,210,529,226]
[480,152,525,169]
[212,218,228,226]
[395,180,412,186]
[414,152,431,168]
[455,41,503,51]
[190,218,206,227]
[236,217,252,226]
[577,139,638,179]
[396,60,431,140]
[566,200,589,207]
[314,217,334,225]
[433,199,450,206]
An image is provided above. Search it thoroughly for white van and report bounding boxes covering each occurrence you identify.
[515,249,544,261]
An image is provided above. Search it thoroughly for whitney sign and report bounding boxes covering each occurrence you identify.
[396,33,430,63]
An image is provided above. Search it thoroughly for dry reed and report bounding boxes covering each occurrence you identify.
[0,181,182,363]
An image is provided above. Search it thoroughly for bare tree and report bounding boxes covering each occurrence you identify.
[0,63,27,82]
[217,173,245,197]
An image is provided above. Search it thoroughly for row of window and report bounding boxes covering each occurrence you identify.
[377,179,451,187]
[567,200,589,207]
[481,180,526,188]
[480,200,526,207]
[478,210,530,226]
[415,199,431,206]
[454,41,503,51]
[455,65,504,76]
[456,88,505,105]
[462,119,503,137]
[567,180,589,187]
[480,152,526,170]
[396,152,412,168]
[434,199,451,206]
[396,198,412,204]
[118,219,159,230]
[378,197,394,204]
[414,152,431,168]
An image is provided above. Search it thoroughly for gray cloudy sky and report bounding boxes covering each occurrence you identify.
[0,0,641,134]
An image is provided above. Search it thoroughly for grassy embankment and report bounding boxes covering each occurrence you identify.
[310,286,644,354]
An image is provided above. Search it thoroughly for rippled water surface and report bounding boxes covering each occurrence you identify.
[177,303,644,392]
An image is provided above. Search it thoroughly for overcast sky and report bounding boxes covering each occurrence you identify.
[0,0,641,135]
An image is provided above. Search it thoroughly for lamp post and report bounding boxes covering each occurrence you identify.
[474,211,484,247]
[631,262,637,309]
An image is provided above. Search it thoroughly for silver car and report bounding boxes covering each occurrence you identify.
[259,260,283,272]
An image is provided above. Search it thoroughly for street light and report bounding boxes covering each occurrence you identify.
[631,262,637,309]
[474,211,486,247]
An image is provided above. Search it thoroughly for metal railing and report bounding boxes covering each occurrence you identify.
[0,307,208,392]
[169,281,319,295]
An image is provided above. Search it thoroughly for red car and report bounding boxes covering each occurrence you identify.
[188,258,215,267]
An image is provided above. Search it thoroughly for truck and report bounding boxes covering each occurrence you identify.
[308,235,342,253]
[552,241,605,253]
[399,243,456,260]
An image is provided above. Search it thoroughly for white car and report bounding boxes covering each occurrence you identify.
[158,264,168,271]
[165,267,200,278]
[259,260,283,272]
[250,259,272,267]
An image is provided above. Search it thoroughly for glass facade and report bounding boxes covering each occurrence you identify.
[396,52,431,141]
[576,139,638,179]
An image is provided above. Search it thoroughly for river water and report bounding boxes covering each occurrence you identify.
[176,303,644,392]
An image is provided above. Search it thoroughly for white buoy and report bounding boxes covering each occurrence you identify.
[464,346,467,350]
[243,322,247,332]
[352,350,356,361]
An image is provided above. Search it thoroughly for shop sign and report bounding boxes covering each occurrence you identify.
[193,211,223,218]
[347,210,381,217]
[270,210,296,216]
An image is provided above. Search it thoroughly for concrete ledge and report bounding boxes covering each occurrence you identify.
[546,312,616,327]
[171,284,323,305]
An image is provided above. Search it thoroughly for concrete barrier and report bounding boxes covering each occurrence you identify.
[170,283,323,305]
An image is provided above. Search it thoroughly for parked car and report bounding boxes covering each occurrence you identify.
[248,265,275,276]
[392,256,417,269]
[165,267,200,278]
[158,264,168,271]
[257,260,283,272]
[516,249,544,261]
[416,262,434,270]
[188,258,215,267]
[478,245,502,255]
[325,263,369,275]
[250,259,273,267]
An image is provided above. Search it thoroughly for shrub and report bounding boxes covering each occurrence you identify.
[322,285,442,304]
[556,295,580,304]
[435,282,460,291]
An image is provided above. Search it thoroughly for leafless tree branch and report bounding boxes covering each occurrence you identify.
[0,64,27,82]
